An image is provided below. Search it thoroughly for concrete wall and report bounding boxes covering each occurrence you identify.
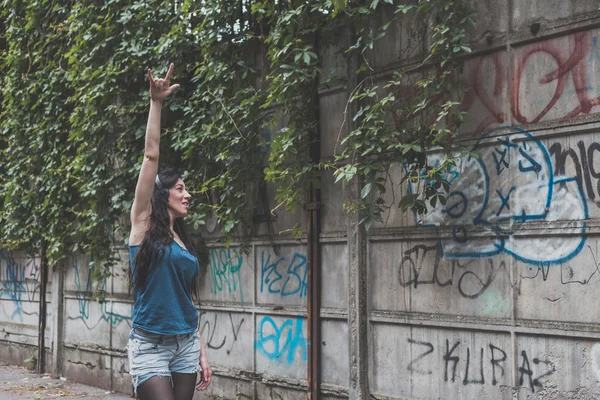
[365,1,600,399]
[2,1,600,399]
[0,251,51,371]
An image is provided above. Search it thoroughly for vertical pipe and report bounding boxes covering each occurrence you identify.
[307,31,322,400]
[37,241,48,374]
[306,192,321,400]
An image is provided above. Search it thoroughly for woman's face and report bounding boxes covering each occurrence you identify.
[167,178,191,219]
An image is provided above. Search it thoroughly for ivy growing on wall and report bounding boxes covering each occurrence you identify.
[332,0,477,229]
[0,0,474,283]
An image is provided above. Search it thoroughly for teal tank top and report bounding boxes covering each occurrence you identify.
[129,241,199,335]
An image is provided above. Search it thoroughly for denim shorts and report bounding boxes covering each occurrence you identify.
[127,327,202,394]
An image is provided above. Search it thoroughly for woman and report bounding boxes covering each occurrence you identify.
[127,63,212,400]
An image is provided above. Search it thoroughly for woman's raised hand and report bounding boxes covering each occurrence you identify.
[148,63,180,102]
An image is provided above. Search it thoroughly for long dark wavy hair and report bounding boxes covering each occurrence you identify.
[129,169,198,299]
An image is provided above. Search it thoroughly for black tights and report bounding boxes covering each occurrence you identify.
[137,373,196,400]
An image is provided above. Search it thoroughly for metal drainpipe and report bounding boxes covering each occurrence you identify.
[37,241,48,374]
[307,33,322,400]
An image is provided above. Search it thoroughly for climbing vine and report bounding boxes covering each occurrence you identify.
[331,0,477,229]
[0,0,475,282]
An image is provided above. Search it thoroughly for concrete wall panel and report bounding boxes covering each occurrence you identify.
[0,251,48,370]
[255,314,308,381]
[370,324,513,400]
[256,245,308,307]
[200,247,251,304]
[369,240,513,318]
[370,5,425,68]
[0,340,37,368]
[516,241,600,324]
[467,0,508,45]
[320,90,349,160]
[513,0,600,32]
[111,248,132,295]
[322,244,348,310]
[64,297,113,347]
[515,335,600,399]
[321,171,349,233]
[0,252,42,326]
[63,348,113,391]
[322,319,349,386]
[320,36,348,86]
[199,310,253,371]
[111,355,131,395]
[264,181,307,236]
[510,30,600,126]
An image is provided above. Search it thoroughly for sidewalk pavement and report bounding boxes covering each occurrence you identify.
[0,362,133,400]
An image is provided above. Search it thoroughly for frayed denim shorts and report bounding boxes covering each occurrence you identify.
[127,327,201,394]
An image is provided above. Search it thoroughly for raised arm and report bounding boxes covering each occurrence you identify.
[129,63,180,245]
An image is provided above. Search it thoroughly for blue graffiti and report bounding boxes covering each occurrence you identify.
[71,255,131,329]
[209,248,244,302]
[256,316,308,365]
[0,252,39,322]
[419,158,460,185]
[260,252,308,299]
[518,146,542,173]
[410,126,588,265]
[1,254,25,321]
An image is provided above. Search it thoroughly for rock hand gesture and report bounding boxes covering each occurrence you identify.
[148,63,180,102]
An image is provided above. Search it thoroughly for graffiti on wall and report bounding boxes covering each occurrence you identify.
[260,251,308,299]
[398,245,509,299]
[399,242,600,300]
[399,124,593,300]
[407,338,555,392]
[255,316,308,366]
[395,33,600,285]
[209,248,244,302]
[68,256,131,330]
[0,251,40,322]
[550,140,600,209]
[412,126,588,263]
[392,32,600,140]
[208,248,308,301]
[199,311,245,355]
[393,31,600,395]
[457,32,600,135]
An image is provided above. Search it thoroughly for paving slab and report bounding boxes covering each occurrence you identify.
[0,362,133,400]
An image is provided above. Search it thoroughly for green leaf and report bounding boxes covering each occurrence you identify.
[334,171,345,183]
[396,5,413,14]
[303,52,311,65]
[361,183,372,199]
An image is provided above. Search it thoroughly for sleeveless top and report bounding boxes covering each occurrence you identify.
[129,241,199,335]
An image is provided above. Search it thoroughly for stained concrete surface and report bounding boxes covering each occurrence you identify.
[0,362,132,400]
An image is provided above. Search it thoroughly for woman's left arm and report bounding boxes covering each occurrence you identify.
[196,334,213,391]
